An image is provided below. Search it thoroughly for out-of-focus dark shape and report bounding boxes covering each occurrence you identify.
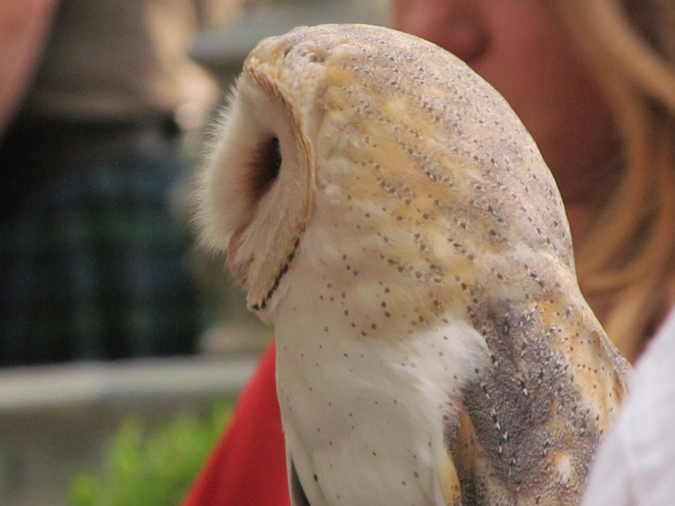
[0,0,220,366]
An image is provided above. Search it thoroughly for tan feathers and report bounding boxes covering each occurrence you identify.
[197,24,629,506]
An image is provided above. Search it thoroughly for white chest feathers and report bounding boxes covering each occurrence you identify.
[275,264,488,506]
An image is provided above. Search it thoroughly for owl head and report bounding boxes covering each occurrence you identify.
[196,24,574,324]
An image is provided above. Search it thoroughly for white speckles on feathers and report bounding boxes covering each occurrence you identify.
[196,23,630,506]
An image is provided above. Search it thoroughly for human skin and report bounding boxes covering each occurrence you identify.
[390,0,621,247]
[0,0,59,136]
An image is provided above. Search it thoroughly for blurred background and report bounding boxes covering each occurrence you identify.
[0,0,386,505]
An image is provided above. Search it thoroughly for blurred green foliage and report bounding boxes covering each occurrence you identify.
[69,399,234,506]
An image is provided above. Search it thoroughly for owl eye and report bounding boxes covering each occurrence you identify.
[250,136,282,197]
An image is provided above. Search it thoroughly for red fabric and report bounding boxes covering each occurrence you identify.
[182,342,290,506]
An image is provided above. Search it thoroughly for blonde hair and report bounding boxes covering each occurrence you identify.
[551,0,675,361]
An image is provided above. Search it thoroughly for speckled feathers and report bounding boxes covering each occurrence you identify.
[197,24,629,506]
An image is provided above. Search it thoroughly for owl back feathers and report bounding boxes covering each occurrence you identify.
[196,23,630,506]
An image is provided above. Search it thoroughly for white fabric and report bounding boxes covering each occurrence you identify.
[581,306,675,506]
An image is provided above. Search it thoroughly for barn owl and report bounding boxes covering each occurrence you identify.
[197,24,630,506]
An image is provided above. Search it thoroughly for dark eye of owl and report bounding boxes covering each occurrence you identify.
[250,136,282,197]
